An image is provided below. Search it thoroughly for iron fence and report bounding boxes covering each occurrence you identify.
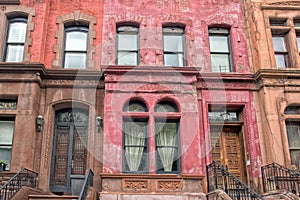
[0,168,38,200]
[207,162,261,200]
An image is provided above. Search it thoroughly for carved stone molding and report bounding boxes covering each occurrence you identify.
[157,180,182,191]
[45,79,99,86]
[123,180,148,191]
[268,1,300,6]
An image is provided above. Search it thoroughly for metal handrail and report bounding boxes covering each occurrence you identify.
[207,161,262,199]
[78,169,94,200]
[0,168,38,200]
[261,162,300,197]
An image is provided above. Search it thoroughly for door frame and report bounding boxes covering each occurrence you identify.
[210,122,248,182]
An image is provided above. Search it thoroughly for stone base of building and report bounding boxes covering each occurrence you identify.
[99,193,207,200]
[100,173,205,199]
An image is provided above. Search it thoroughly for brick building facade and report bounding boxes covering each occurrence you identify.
[1,0,298,199]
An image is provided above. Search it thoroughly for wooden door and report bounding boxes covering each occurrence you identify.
[50,110,88,193]
[210,126,246,182]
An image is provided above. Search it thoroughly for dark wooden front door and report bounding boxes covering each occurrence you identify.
[50,110,88,193]
[210,126,246,182]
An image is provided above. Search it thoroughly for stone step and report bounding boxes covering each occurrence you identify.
[28,194,79,200]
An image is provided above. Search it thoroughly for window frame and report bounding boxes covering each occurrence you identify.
[0,117,15,171]
[154,101,181,174]
[163,26,186,67]
[2,17,27,62]
[272,34,289,68]
[122,100,149,173]
[63,26,89,69]
[208,27,233,72]
[116,25,140,66]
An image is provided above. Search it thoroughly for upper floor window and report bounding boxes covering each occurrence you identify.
[63,26,88,69]
[163,27,185,66]
[272,36,289,68]
[3,18,27,62]
[117,25,139,65]
[209,28,232,72]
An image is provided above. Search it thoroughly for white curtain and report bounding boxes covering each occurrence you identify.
[156,122,177,172]
[125,122,146,171]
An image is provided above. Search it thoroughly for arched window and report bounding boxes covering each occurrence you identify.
[155,101,180,173]
[285,105,300,168]
[123,100,148,173]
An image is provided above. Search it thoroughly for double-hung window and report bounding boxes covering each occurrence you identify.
[272,36,288,68]
[117,25,139,65]
[163,27,185,66]
[64,26,88,69]
[209,28,233,72]
[3,18,27,62]
[0,119,14,170]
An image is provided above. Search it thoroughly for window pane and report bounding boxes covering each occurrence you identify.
[118,34,137,50]
[210,54,230,72]
[65,32,87,51]
[272,37,286,52]
[64,53,86,69]
[5,45,24,62]
[275,54,287,68]
[290,150,300,169]
[124,121,147,172]
[297,37,300,52]
[286,125,300,148]
[124,101,147,112]
[155,102,178,112]
[209,36,229,53]
[156,121,178,172]
[0,147,12,170]
[0,121,14,145]
[8,22,27,43]
[164,35,183,52]
[164,53,183,66]
[117,52,137,65]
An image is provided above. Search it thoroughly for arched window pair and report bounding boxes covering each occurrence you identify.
[122,100,180,174]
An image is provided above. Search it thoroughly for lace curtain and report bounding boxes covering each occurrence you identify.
[156,122,177,172]
[124,121,146,171]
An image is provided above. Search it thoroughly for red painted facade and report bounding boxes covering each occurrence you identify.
[101,1,262,183]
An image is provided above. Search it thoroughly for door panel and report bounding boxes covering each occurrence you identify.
[50,110,88,193]
[211,126,246,182]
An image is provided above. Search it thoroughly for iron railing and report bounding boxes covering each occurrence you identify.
[78,169,94,200]
[0,168,38,200]
[207,162,261,199]
[261,162,300,197]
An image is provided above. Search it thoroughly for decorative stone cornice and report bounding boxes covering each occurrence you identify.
[262,1,300,10]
